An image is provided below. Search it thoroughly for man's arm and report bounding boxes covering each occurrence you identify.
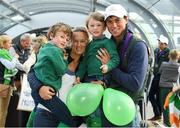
[110,42,148,92]
[28,69,55,100]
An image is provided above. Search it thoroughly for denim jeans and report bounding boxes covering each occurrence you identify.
[33,108,59,127]
[32,91,80,127]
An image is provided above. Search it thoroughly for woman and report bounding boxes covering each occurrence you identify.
[0,34,18,127]
[27,27,89,127]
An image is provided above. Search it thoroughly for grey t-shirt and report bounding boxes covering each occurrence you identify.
[159,61,180,88]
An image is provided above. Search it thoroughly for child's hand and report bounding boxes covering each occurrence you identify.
[74,77,81,85]
[39,86,55,100]
[100,64,108,74]
[172,86,180,93]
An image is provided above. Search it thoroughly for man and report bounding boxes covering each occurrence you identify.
[9,33,32,86]
[148,35,170,121]
[97,4,148,127]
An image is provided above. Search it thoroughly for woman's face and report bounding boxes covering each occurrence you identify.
[4,38,12,50]
[71,31,88,55]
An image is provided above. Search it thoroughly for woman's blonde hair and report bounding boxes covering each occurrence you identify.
[33,35,47,46]
[169,49,180,60]
[73,27,89,41]
[0,35,11,48]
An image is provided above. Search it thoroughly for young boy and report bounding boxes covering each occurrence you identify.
[76,12,120,127]
[76,11,119,84]
[28,22,78,127]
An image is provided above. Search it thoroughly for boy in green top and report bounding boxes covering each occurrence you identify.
[76,12,119,84]
[31,22,78,127]
[76,12,120,127]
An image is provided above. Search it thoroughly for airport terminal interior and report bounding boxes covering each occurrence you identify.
[0,0,180,127]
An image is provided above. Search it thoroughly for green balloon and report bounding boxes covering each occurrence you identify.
[103,88,136,126]
[66,83,104,116]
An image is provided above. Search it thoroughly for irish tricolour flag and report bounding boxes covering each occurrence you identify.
[164,92,180,128]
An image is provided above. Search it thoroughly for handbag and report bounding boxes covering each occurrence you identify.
[0,84,10,98]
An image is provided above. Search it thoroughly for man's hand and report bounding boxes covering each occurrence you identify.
[96,48,110,65]
[39,86,55,100]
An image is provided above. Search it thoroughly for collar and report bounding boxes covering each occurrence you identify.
[111,28,133,48]
[92,34,106,41]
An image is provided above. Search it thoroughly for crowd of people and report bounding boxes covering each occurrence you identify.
[0,3,179,127]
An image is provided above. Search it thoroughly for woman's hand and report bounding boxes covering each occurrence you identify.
[73,77,81,85]
[96,48,110,64]
[39,86,55,100]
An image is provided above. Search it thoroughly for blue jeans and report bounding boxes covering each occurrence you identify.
[28,70,80,127]
[31,90,81,127]
[33,108,59,127]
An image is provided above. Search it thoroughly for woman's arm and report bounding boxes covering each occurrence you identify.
[0,58,17,70]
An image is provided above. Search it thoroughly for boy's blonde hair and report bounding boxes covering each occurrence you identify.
[86,11,105,28]
[169,49,180,60]
[47,22,72,40]
[0,35,11,49]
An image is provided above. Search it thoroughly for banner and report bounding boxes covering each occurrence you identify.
[17,74,35,111]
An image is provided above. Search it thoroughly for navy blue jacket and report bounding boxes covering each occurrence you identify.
[107,31,148,101]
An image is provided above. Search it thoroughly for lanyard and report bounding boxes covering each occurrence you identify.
[155,49,165,64]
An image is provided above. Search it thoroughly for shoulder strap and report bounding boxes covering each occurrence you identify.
[121,35,142,71]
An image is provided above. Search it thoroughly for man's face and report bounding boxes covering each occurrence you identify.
[106,16,128,38]
[158,41,167,50]
[21,39,31,49]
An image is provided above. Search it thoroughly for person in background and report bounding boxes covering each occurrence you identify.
[148,35,170,121]
[159,49,180,126]
[5,33,32,127]
[23,35,47,73]
[0,34,18,127]
[96,4,148,127]
[9,33,32,89]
